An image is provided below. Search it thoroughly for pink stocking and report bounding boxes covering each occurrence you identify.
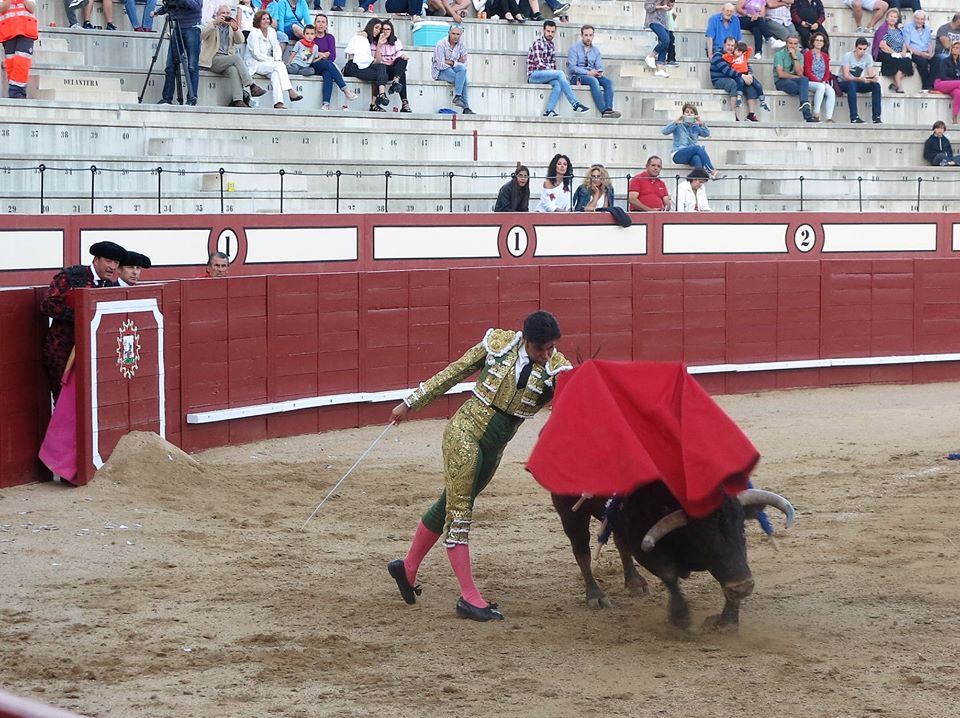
[403,521,441,586]
[446,543,485,607]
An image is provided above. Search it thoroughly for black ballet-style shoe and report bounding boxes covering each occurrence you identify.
[455,597,504,621]
[388,559,421,605]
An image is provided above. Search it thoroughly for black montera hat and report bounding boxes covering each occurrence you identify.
[122,251,152,269]
[89,241,127,262]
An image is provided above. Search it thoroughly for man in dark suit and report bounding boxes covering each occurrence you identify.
[40,240,126,400]
[118,251,152,287]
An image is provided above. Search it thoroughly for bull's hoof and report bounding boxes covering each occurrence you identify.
[586,593,614,609]
[668,607,692,630]
[625,574,649,596]
[701,614,739,634]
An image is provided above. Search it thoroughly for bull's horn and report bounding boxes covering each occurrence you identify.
[641,510,687,553]
[737,489,796,529]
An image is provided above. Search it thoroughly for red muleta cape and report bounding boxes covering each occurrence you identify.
[526,360,760,518]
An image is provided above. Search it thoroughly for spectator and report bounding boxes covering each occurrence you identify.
[484,0,523,22]
[205,251,229,278]
[803,31,835,121]
[661,104,722,178]
[724,40,771,121]
[877,8,913,93]
[736,0,783,60]
[573,164,615,211]
[200,5,266,108]
[287,22,319,75]
[154,0,202,106]
[41,241,126,400]
[704,2,741,58]
[61,0,84,30]
[343,18,390,112]
[904,10,934,92]
[494,166,531,211]
[711,35,745,117]
[842,0,888,36]
[0,0,38,98]
[890,0,920,13]
[774,35,818,121]
[675,168,712,212]
[935,13,960,80]
[124,0,157,31]
[934,40,960,124]
[427,0,471,23]
[644,0,672,76]
[791,0,827,50]
[268,0,311,40]
[528,20,590,117]
[663,0,679,66]
[237,0,254,39]
[838,36,883,123]
[765,0,799,43]
[568,24,622,118]
[536,153,573,212]
[246,10,303,108]
[924,120,956,165]
[83,0,117,30]
[628,155,671,212]
[432,24,475,114]
[374,19,411,112]
[118,251,152,287]
[305,13,356,111]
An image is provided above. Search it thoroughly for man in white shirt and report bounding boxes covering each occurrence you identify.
[118,251,152,287]
[675,168,712,212]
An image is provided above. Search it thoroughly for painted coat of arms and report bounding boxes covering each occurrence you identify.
[116,319,141,379]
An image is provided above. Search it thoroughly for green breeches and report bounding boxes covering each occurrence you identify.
[421,397,522,546]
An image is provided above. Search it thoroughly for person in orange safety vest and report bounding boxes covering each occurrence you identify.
[0,0,38,99]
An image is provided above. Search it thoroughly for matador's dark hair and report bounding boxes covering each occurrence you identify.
[523,310,562,345]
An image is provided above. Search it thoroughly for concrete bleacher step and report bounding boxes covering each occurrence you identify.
[34,36,85,66]
[29,73,139,103]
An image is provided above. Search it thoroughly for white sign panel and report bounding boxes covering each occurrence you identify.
[533,224,647,256]
[822,223,937,252]
[0,230,63,270]
[374,226,500,259]
[245,227,358,263]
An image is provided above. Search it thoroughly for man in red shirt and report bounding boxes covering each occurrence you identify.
[628,155,672,211]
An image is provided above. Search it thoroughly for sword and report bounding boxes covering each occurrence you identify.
[300,422,393,532]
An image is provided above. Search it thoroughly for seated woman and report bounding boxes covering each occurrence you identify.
[675,168,712,212]
[924,121,957,166]
[803,31,836,121]
[573,164,615,211]
[342,18,390,112]
[535,154,573,212]
[268,0,312,41]
[374,19,411,112]
[661,103,722,178]
[934,41,960,124]
[875,8,913,93]
[309,13,356,111]
[245,10,303,109]
[791,0,828,50]
[494,166,531,211]
[485,0,525,22]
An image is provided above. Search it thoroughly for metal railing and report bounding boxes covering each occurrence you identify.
[4,164,959,214]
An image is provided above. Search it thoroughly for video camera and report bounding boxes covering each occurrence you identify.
[154,0,185,16]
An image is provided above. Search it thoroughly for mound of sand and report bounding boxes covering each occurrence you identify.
[94,431,204,492]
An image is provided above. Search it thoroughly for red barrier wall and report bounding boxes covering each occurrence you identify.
[5,212,960,487]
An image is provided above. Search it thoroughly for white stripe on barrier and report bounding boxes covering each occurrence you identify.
[185,352,960,424]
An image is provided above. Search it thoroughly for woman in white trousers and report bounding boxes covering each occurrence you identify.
[245,10,302,109]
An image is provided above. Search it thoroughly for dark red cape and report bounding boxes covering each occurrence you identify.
[526,360,759,517]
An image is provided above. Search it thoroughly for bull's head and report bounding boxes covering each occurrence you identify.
[640,489,795,590]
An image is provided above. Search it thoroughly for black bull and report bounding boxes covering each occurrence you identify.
[552,483,795,630]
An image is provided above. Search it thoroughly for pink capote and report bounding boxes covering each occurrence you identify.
[526,360,760,518]
[38,369,79,484]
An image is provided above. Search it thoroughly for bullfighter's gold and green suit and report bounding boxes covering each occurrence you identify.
[403,328,572,547]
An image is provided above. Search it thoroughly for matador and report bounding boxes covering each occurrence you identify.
[388,310,571,621]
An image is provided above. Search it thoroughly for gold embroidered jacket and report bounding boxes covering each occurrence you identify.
[404,328,572,419]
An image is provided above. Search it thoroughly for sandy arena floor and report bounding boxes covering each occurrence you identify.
[1,382,959,718]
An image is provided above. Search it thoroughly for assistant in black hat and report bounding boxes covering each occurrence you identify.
[89,240,127,264]
[118,251,152,287]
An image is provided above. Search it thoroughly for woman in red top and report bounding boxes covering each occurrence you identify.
[0,0,38,98]
[803,32,836,121]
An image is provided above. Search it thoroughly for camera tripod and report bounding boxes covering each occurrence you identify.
[139,13,189,105]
